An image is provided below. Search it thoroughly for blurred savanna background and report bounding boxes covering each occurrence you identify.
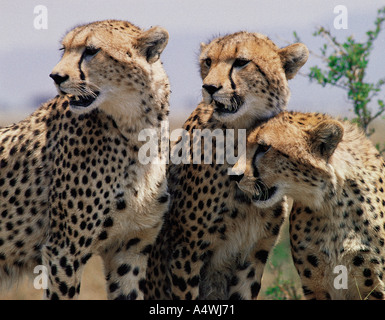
[1,0,384,299]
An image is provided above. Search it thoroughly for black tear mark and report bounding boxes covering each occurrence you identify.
[229,65,236,90]
[78,50,86,81]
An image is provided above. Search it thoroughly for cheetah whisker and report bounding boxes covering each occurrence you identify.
[74,83,101,98]
[354,276,363,300]
[364,283,380,300]
[252,181,263,197]
[256,179,271,201]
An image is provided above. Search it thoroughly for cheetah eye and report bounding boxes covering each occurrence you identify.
[204,58,212,68]
[255,143,271,156]
[233,58,251,68]
[84,46,100,57]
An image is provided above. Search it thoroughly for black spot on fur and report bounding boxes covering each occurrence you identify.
[307,254,319,267]
[255,250,269,263]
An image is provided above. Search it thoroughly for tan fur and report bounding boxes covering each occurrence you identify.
[145,32,307,299]
[199,32,308,129]
[0,20,170,299]
[238,111,385,299]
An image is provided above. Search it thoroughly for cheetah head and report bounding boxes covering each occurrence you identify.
[232,112,344,209]
[50,20,169,116]
[200,32,308,127]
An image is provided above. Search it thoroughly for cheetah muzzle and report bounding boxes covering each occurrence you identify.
[212,93,244,114]
[252,180,277,202]
[69,91,100,109]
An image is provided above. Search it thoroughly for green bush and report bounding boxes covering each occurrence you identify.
[294,6,385,153]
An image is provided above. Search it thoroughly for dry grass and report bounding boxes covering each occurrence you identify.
[0,256,107,300]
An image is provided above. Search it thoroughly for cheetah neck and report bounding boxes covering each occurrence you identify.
[102,87,169,139]
[200,102,280,133]
[96,60,170,137]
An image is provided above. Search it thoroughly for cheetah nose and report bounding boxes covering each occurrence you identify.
[49,73,69,85]
[202,84,222,96]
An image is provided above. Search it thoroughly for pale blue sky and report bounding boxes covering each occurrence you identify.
[0,0,384,124]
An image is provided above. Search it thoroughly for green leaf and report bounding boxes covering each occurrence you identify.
[295,6,385,142]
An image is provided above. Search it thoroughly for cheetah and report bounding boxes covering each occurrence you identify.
[145,32,308,299]
[235,111,385,299]
[0,20,170,299]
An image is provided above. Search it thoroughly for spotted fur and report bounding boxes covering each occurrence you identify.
[0,20,170,299]
[145,32,308,299]
[238,111,385,299]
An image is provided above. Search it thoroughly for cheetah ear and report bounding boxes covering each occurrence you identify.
[308,120,344,161]
[278,43,309,80]
[136,26,169,63]
[200,42,207,51]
